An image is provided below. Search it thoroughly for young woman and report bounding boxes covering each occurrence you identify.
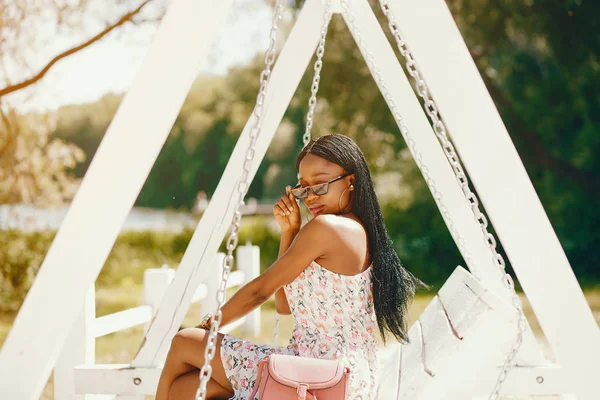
[155,134,423,400]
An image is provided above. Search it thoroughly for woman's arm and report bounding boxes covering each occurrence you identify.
[274,229,298,314]
[218,216,334,328]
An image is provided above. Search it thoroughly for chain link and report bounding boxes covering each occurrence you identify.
[303,0,333,147]
[194,2,285,399]
[272,312,281,344]
[339,0,477,280]
[375,1,527,398]
[273,0,334,343]
[195,1,525,397]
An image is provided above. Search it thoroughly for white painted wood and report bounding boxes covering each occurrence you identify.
[339,0,505,302]
[74,361,571,397]
[190,272,246,304]
[225,270,246,289]
[237,243,261,337]
[377,267,517,399]
[143,267,175,333]
[7,0,592,398]
[200,253,225,317]
[377,345,572,399]
[473,365,571,398]
[376,343,401,399]
[191,284,208,304]
[74,365,161,396]
[93,306,153,338]
[0,1,235,398]
[129,0,329,369]
[386,0,600,398]
[55,286,95,400]
[342,0,546,366]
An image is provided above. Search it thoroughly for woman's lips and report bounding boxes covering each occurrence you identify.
[309,205,324,215]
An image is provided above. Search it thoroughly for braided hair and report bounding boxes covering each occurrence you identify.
[296,134,427,344]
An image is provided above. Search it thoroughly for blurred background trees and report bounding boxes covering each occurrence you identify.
[1,0,599,302]
[0,0,164,205]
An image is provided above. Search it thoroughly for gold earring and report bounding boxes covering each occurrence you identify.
[349,185,354,191]
[338,187,350,212]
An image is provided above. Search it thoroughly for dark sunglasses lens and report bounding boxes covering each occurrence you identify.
[313,183,329,196]
[291,188,307,199]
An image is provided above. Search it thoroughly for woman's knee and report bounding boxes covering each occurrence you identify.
[170,328,207,356]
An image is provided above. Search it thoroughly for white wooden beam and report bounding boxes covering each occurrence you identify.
[474,365,571,398]
[339,0,522,310]
[54,286,96,400]
[0,1,235,398]
[128,0,328,369]
[341,0,546,365]
[93,306,153,338]
[74,362,572,397]
[74,365,161,396]
[397,267,518,399]
[377,268,573,399]
[386,0,600,398]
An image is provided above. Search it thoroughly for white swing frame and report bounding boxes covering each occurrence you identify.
[0,0,598,399]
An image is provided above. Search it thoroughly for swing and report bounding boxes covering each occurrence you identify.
[2,0,597,399]
[195,1,527,400]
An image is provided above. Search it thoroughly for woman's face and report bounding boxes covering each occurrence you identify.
[297,153,354,217]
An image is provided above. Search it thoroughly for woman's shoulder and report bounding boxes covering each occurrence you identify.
[304,214,364,236]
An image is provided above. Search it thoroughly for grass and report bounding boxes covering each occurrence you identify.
[0,285,598,399]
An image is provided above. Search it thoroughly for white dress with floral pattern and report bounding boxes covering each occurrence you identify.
[219,261,380,400]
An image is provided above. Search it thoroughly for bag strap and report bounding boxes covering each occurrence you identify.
[248,360,265,400]
[249,358,317,400]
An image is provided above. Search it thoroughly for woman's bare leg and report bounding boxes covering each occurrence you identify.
[155,328,234,400]
[170,369,232,399]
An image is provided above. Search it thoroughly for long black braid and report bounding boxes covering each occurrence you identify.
[296,134,427,344]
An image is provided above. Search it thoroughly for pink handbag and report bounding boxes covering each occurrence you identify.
[248,354,351,400]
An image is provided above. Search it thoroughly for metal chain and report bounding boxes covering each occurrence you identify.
[336,0,477,282]
[273,312,281,344]
[303,0,333,147]
[194,2,285,399]
[273,0,334,344]
[373,1,527,398]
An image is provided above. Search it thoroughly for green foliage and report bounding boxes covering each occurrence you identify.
[45,1,600,285]
[0,108,84,205]
[0,217,281,312]
[222,216,281,273]
[0,230,55,311]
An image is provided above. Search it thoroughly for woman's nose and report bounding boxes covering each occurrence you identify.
[306,190,320,202]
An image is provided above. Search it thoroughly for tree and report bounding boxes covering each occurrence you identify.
[0,0,165,206]
[278,0,600,282]
[43,0,600,281]
[0,0,161,100]
[0,108,84,205]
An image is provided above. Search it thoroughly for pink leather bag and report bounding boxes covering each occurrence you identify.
[248,354,351,400]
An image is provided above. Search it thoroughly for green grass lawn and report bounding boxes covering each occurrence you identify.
[0,285,598,399]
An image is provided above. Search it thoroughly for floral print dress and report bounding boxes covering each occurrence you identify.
[219,261,380,400]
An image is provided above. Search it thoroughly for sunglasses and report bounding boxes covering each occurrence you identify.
[290,173,351,200]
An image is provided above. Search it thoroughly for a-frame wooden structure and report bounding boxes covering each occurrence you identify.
[0,0,598,399]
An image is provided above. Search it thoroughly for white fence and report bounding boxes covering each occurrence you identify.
[54,244,261,399]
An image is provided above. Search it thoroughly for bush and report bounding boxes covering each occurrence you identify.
[0,217,280,312]
[0,230,55,312]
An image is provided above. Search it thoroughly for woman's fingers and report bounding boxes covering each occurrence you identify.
[280,190,293,212]
[273,203,286,216]
[277,199,291,215]
[285,187,299,211]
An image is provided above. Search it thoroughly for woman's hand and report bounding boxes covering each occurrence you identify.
[195,313,212,330]
[273,186,301,233]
